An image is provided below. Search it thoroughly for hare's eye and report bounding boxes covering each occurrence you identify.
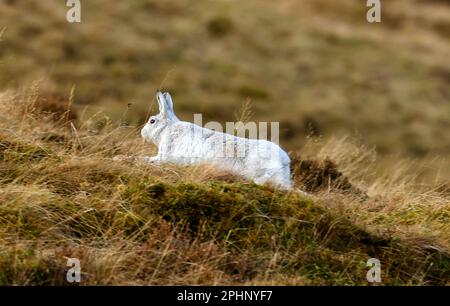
[150,119,156,124]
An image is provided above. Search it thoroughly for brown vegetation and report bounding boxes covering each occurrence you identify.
[0,91,448,285]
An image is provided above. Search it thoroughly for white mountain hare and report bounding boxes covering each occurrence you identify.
[135,91,292,189]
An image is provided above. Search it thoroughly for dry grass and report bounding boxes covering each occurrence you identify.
[0,0,449,157]
[0,0,449,286]
[0,90,448,285]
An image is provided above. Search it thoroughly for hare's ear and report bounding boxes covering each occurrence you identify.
[156,91,168,117]
[163,92,174,112]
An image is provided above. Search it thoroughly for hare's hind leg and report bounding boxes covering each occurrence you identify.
[253,168,290,189]
[253,174,271,186]
[264,166,292,190]
[254,173,291,189]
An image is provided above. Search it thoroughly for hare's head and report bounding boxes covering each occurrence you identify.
[141,91,178,144]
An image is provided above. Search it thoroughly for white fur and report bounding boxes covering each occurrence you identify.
[139,92,292,189]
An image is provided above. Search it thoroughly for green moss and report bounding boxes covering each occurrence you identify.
[116,180,450,284]
[0,248,62,285]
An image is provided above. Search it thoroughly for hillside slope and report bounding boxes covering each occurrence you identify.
[0,91,448,285]
[0,0,449,156]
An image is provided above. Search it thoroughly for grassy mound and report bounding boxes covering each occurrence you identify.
[0,92,448,285]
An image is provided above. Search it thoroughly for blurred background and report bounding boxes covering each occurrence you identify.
[0,0,449,158]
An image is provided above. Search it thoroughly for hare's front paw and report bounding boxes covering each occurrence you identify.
[142,156,161,164]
